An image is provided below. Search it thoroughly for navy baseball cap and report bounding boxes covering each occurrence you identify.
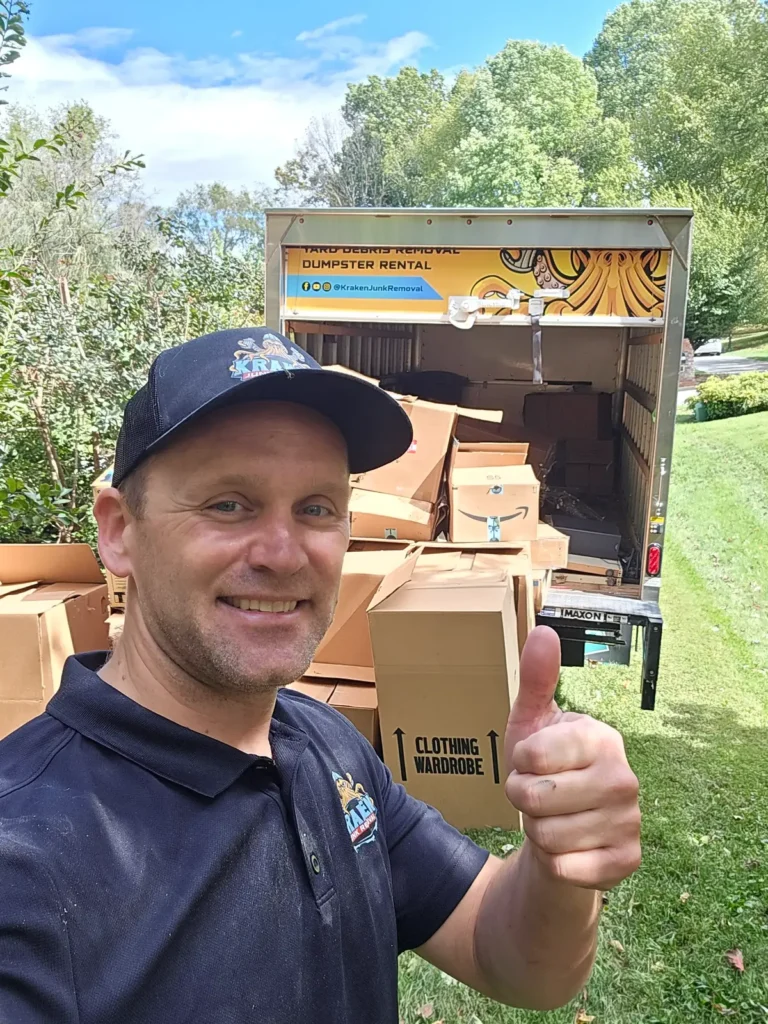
[112,327,414,487]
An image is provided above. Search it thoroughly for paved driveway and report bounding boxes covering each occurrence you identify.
[695,353,767,376]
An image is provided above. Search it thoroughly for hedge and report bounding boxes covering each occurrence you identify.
[693,372,768,420]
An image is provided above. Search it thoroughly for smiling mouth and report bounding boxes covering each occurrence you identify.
[221,598,300,613]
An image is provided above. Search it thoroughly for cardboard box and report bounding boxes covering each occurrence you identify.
[331,368,502,507]
[286,679,336,702]
[528,523,570,570]
[450,465,539,543]
[550,515,622,560]
[286,679,381,753]
[351,398,455,506]
[523,391,613,441]
[0,544,109,739]
[350,489,434,543]
[310,546,419,683]
[450,441,529,472]
[368,560,520,830]
[330,683,380,751]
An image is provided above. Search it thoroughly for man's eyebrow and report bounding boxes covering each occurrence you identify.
[186,474,351,496]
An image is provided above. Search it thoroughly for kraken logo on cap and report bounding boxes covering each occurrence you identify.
[229,334,309,381]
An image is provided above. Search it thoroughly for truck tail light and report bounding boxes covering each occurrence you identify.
[647,543,662,577]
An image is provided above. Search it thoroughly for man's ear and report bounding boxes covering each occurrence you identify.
[93,488,136,580]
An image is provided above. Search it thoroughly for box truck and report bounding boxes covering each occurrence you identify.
[264,207,693,710]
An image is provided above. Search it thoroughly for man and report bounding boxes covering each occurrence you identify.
[0,328,641,1022]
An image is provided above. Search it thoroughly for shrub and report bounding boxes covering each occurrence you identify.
[695,372,768,420]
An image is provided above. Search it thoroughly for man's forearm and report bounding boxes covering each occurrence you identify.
[473,841,601,1010]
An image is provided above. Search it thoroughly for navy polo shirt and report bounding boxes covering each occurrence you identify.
[0,653,489,1023]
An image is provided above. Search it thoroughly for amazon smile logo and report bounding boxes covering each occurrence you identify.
[459,506,529,523]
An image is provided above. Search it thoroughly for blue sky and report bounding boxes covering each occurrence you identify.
[13,1,618,203]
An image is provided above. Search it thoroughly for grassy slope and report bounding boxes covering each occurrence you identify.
[398,413,768,1024]
[730,328,768,360]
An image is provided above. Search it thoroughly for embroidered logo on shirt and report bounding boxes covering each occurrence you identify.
[229,334,309,381]
[333,771,378,850]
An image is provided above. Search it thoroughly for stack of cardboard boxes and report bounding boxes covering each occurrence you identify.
[0,544,110,740]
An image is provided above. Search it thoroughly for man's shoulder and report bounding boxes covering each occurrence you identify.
[0,711,75,808]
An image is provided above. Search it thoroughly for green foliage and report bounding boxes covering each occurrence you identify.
[694,372,768,419]
[587,0,768,213]
[0,2,265,545]
[654,184,768,342]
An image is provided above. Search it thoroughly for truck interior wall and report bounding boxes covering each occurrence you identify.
[621,330,663,555]
[418,323,622,430]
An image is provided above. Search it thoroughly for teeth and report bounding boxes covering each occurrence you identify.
[227,599,298,613]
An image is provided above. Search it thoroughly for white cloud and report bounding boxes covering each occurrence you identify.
[44,26,134,50]
[7,24,430,204]
[231,29,243,39]
[296,15,367,43]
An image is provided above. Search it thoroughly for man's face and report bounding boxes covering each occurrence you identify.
[122,401,350,696]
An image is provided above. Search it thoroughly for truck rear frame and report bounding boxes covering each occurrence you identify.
[264,207,693,709]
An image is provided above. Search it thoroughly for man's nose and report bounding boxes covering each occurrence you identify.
[244,511,311,577]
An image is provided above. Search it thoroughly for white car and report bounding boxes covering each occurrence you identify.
[696,338,725,356]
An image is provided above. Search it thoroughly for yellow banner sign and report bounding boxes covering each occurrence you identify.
[284,246,668,319]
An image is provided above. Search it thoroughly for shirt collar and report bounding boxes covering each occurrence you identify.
[47,653,308,798]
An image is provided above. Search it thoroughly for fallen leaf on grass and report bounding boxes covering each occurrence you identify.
[418,1004,434,1019]
[575,1012,595,1023]
[608,939,625,953]
[680,892,690,903]
[725,949,744,973]
[713,1005,737,1016]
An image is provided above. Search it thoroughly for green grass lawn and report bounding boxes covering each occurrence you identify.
[398,413,768,1023]
[729,327,768,361]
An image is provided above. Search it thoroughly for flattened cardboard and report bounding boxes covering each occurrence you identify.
[348,539,414,552]
[350,489,434,543]
[368,563,520,831]
[330,683,380,751]
[528,523,570,570]
[566,554,622,579]
[311,547,418,681]
[450,465,539,543]
[0,543,105,585]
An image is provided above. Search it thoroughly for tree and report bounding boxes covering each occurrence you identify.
[587,0,768,213]
[278,42,643,210]
[654,183,768,343]
[168,182,270,256]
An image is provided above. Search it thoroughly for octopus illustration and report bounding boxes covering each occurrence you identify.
[471,248,667,318]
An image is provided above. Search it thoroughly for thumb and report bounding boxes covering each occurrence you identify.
[505,625,562,765]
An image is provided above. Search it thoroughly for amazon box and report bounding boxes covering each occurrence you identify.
[449,464,539,543]
[350,489,435,543]
[309,546,419,683]
[0,544,109,739]
[368,555,521,830]
[450,441,529,473]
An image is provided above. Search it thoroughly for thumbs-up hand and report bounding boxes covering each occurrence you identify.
[505,626,641,891]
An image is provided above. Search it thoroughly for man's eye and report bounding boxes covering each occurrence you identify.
[210,501,243,513]
[303,504,330,518]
